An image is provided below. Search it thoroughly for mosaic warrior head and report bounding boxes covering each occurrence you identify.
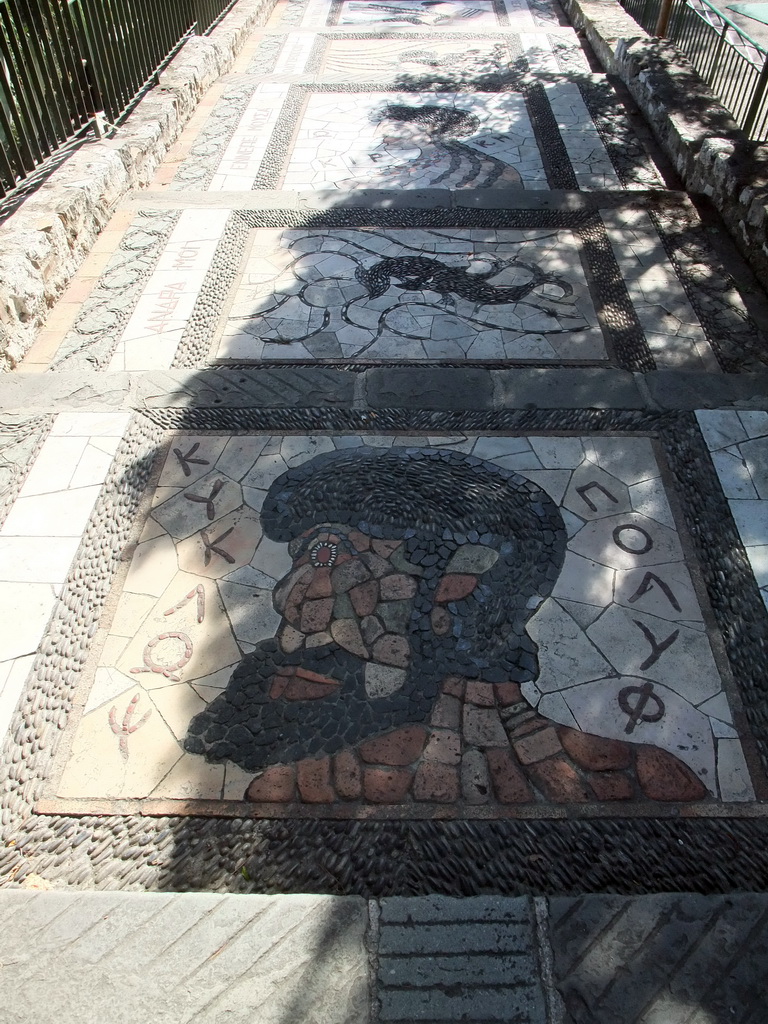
[185,446,567,771]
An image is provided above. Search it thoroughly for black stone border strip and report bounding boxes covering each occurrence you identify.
[52,211,182,371]
[1,409,768,894]
[171,206,653,371]
[523,83,577,189]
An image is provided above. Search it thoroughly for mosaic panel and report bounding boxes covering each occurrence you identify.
[278,90,548,191]
[213,226,603,361]
[305,0,509,30]
[310,35,522,85]
[48,432,757,815]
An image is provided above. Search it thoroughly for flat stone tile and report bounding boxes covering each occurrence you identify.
[0,582,56,662]
[44,433,756,813]
[1,486,102,537]
[0,536,81,583]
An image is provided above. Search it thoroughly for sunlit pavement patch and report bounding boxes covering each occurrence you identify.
[45,432,761,815]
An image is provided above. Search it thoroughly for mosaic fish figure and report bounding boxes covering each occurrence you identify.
[355,256,548,303]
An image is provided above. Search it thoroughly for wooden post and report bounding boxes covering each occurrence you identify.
[655,0,675,36]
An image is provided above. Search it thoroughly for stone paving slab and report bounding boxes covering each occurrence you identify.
[548,893,768,1023]
[0,890,370,1024]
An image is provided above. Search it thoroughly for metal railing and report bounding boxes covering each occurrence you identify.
[621,0,768,139]
[0,0,239,199]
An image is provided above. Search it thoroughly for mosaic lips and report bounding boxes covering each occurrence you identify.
[184,447,567,771]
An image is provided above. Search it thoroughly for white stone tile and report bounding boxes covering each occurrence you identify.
[587,605,722,705]
[738,436,768,498]
[698,691,734,723]
[17,437,89,497]
[628,478,676,529]
[568,512,683,570]
[528,599,614,692]
[709,449,758,499]
[695,410,747,451]
[1,486,101,537]
[50,412,130,438]
[717,738,755,801]
[0,536,80,583]
[730,500,768,547]
[68,443,116,490]
[583,436,658,486]
[551,551,615,607]
[0,583,56,661]
[528,436,585,469]
[737,410,768,438]
[613,562,703,622]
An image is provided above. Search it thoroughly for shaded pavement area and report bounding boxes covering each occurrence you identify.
[1,0,768,1019]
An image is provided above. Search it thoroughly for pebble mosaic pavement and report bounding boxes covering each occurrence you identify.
[4,0,768,894]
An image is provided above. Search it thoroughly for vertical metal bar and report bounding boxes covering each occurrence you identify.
[744,54,768,135]
[7,0,70,141]
[0,6,50,160]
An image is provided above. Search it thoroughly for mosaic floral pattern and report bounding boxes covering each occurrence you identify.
[50,434,752,810]
[215,227,603,361]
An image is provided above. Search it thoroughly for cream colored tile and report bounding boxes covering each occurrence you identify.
[1,487,102,537]
[150,753,225,800]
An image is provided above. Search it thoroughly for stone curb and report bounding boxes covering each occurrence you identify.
[0,0,276,371]
[563,0,768,288]
[1,367,768,412]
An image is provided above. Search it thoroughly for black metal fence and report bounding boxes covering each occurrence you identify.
[0,0,239,198]
[621,0,768,140]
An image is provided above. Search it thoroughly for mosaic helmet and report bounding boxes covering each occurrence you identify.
[261,445,567,682]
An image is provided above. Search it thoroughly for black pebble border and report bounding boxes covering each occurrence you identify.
[170,206,653,371]
[52,212,182,370]
[0,409,766,895]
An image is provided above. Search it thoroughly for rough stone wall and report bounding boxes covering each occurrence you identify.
[564,0,768,289]
[0,0,276,371]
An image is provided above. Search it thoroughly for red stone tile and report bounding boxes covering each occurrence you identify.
[494,682,524,707]
[372,633,410,667]
[430,607,452,636]
[442,676,466,699]
[466,681,495,707]
[350,580,379,617]
[463,706,508,747]
[269,675,338,701]
[333,750,362,800]
[435,574,478,603]
[348,529,371,552]
[297,756,335,803]
[245,765,296,802]
[557,726,633,771]
[430,695,461,730]
[359,725,428,765]
[508,717,546,739]
[305,567,333,599]
[363,767,413,803]
[527,758,592,802]
[513,727,563,765]
[372,539,402,558]
[587,771,635,801]
[300,598,334,633]
[423,730,461,764]
[413,762,459,802]
[380,574,417,600]
[636,747,708,801]
[486,749,535,803]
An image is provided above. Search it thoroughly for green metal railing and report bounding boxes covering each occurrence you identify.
[0,0,239,199]
[621,0,768,139]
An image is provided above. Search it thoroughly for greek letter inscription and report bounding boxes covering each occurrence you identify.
[164,583,206,623]
[109,693,152,760]
[618,681,665,735]
[632,619,679,671]
[131,631,193,682]
[201,525,236,566]
[173,442,209,477]
[628,572,682,613]
[612,524,653,555]
[185,479,225,521]
[576,481,619,513]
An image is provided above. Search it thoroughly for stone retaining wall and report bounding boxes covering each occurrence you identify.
[564,0,768,290]
[0,0,276,371]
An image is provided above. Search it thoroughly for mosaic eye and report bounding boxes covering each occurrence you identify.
[310,541,338,568]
